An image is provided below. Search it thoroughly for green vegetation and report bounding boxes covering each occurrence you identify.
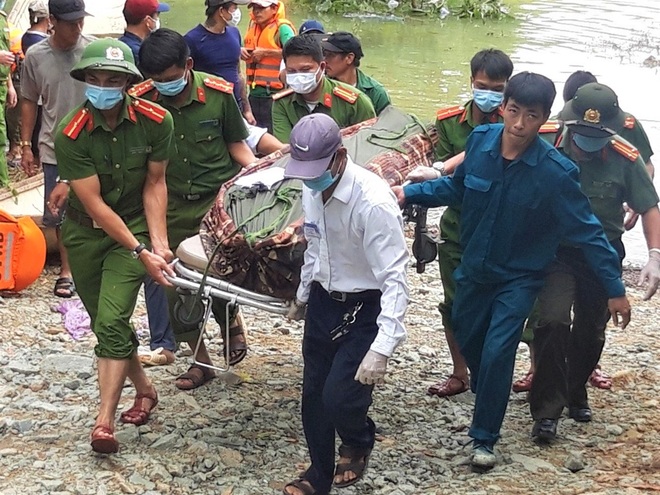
[292,0,513,19]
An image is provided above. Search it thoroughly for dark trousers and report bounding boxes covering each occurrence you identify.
[301,282,380,494]
[452,268,542,446]
[144,276,176,352]
[248,94,273,134]
[529,243,622,419]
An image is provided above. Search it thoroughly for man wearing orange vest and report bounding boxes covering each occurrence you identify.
[241,0,294,133]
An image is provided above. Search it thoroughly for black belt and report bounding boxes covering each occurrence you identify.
[65,208,139,229]
[328,288,381,303]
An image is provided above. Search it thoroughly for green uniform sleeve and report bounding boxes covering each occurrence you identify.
[621,120,654,163]
[272,98,293,143]
[434,119,454,161]
[278,24,295,47]
[370,86,391,116]
[221,95,250,143]
[148,110,174,162]
[353,93,376,124]
[624,154,660,214]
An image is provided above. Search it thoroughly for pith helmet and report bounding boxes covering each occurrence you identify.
[560,82,624,137]
[70,38,143,83]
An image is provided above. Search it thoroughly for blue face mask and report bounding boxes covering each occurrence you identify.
[303,170,338,192]
[154,74,187,97]
[473,88,504,113]
[572,133,612,153]
[85,84,124,110]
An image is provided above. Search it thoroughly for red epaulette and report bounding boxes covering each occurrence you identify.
[272,88,294,101]
[203,76,234,94]
[623,115,636,129]
[130,98,168,124]
[539,120,561,134]
[611,138,640,162]
[436,105,464,122]
[62,107,91,140]
[332,85,359,104]
[128,79,155,98]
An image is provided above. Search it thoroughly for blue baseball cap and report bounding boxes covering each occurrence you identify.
[299,19,325,35]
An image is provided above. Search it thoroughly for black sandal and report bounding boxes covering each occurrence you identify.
[282,478,324,495]
[54,277,76,298]
[333,444,371,488]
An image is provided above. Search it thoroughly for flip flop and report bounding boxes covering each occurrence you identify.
[512,371,534,393]
[427,374,469,397]
[175,364,215,391]
[53,277,76,298]
[588,366,612,389]
[91,424,119,454]
[333,444,371,488]
[138,347,175,366]
[282,478,324,495]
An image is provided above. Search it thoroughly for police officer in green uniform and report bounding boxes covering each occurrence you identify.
[136,28,255,390]
[54,38,174,454]
[529,82,660,442]
[321,31,391,116]
[272,33,375,143]
[408,49,514,398]
[0,3,18,187]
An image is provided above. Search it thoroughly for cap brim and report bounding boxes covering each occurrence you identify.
[321,41,345,53]
[54,10,92,20]
[157,2,170,12]
[564,121,616,138]
[70,60,143,83]
[248,1,277,7]
[284,155,333,180]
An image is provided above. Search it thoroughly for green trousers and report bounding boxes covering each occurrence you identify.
[167,194,236,343]
[0,83,8,187]
[62,216,148,359]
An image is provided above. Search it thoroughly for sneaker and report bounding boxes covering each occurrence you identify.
[471,442,496,471]
[531,418,558,442]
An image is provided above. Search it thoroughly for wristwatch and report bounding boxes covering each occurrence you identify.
[55,176,71,185]
[432,160,447,177]
[131,243,148,259]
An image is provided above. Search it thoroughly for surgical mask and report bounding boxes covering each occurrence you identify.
[286,67,321,95]
[85,84,124,110]
[227,8,241,27]
[303,170,338,192]
[149,16,160,32]
[572,133,612,153]
[473,87,504,113]
[153,74,187,97]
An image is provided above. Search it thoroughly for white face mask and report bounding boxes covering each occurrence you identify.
[227,8,241,27]
[286,66,321,95]
[149,16,160,32]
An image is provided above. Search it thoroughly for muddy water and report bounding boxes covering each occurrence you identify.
[164,0,659,264]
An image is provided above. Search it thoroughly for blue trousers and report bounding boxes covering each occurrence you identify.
[452,268,542,446]
[301,282,379,494]
[144,276,176,352]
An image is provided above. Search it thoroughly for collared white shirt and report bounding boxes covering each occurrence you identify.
[296,157,409,357]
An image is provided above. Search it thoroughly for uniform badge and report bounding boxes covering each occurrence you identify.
[106,47,125,61]
[583,109,600,124]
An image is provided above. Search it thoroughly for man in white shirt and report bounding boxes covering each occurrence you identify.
[283,113,408,495]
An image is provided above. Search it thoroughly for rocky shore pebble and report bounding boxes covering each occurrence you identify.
[1,237,659,495]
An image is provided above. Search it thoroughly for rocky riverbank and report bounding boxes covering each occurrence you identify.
[1,246,659,495]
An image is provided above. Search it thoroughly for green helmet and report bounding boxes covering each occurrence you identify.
[70,38,143,83]
[560,82,624,137]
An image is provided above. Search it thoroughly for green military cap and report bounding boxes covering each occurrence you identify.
[70,38,143,83]
[560,82,624,137]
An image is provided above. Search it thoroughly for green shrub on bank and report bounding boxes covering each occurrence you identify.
[293,0,511,19]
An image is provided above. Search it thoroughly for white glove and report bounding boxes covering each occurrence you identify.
[354,350,388,385]
[286,299,307,321]
[638,250,660,300]
[405,166,441,183]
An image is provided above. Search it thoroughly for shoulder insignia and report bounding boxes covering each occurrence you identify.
[128,79,155,98]
[323,92,332,108]
[197,86,206,104]
[203,76,234,94]
[63,108,91,140]
[131,98,167,124]
[436,105,464,122]
[539,121,561,134]
[272,88,294,101]
[623,115,636,129]
[611,138,640,162]
[127,104,137,123]
[332,85,359,104]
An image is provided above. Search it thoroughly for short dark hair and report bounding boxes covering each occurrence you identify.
[123,6,154,26]
[470,48,514,82]
[504,72,556,116]
[205,4,220,17]
[282,33,323,64]
[562,70,597,103]
[138,28,190,76]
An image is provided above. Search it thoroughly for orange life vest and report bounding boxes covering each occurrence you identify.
[0,209,46,292]
[244,16,295,91]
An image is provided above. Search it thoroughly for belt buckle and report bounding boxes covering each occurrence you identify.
[185,194,201,201]
[330,291,347,302]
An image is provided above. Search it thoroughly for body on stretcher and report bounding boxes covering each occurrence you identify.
[165,234,289,373]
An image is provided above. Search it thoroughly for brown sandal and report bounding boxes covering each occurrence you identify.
[175,364,215,390]
[91,424,119,454]
[512,371,534,393]
[427,375,469,397]
[120,391,159,426]
[282,478,323,495]
[220,313,248,366]
[333,444,371,488]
